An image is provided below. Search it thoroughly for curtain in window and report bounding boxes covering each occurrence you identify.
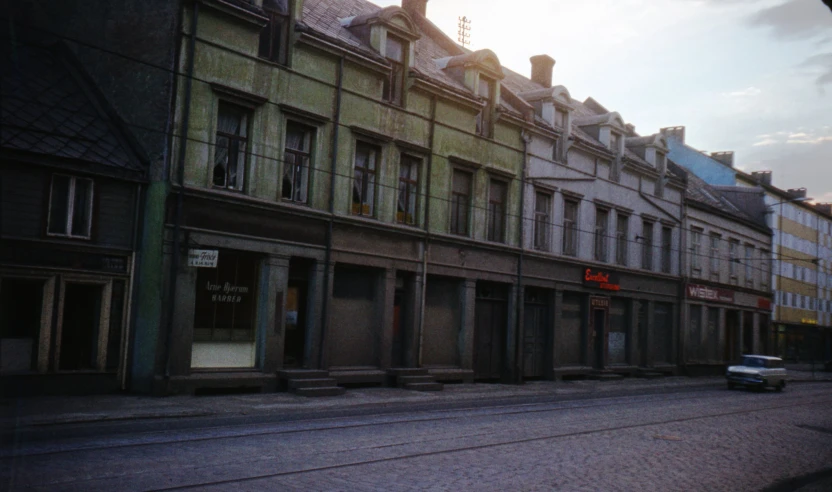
[283,126,308,202]
[214,107,246,189]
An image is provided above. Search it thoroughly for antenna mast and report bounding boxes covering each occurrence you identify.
[457,16,471,48]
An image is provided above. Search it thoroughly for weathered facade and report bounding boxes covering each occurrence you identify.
[0,36,148,395]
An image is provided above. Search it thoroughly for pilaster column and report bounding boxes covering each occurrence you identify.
[460,278,477,370]
[379,268,397,369]
[260,255,289,373]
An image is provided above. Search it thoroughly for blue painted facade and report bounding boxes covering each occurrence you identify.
[666,136,737,186]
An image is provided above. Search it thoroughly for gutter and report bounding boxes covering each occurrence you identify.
[162,2,199,381]
[318,54,344,368]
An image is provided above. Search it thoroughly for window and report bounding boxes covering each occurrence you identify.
[476,76,494,137]
[258,0,289,64]
[48,175,93,238]
[595,208,609,262]
[609,132,620,153]
[616,214,629,266]
[655,153,666,173]
[661,226,672,273]
[214,102,249,190]
[745,245,754,287]
[282,122,312,203]
[487,179,507,243]
[450,169,472,236]
[563,199,578,256]
[534,191,552,251]
[641,220,654,270]
[691,227,703,276]
[552,137,563,162]
[555,108,568,129]
[397,154,420,225]
[383,35,406,106]
[193,251,259,342]
[352,142,379,216]
[709,234,721,280]
[729,239,739,281]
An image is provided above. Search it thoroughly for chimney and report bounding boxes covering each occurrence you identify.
[787,188,808,199]
[751,171,772,186]
[660,126,685,144]
[710,151,734,168]
[530,55,555,88]
[402,0,428,17]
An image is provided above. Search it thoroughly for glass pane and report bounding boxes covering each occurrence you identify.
[453,170,471,194]
[282,152,296,200]
[49,175,70,234]
[214,135,229,187]
[227,139,245,189]
[386,36,404,62]
[71,179,91,237]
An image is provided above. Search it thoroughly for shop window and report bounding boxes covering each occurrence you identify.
[48,175,93,239]
[450,169,472,236]
[258,0,290,65]
[661,226,672,274]
[616,214,628,266]
[352,142,379,217]
[0,278,44,374]
[594,208,609,262]
[397,154,420,225]
[383,35,406,106]
[213,102,249,191]
[641,220,654,270]
[193,251,259,342]
[563,199,578,256]
[534,191,551,251]
[487,178,507,243]
[282,122,313,203]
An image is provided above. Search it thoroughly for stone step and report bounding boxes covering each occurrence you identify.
[289,378,339,389]
[398,375,436,386]
[330,369,387,385]
[428,368,475,383]
[388,367,429,376]
[596,373,625,381]
[277,369,330,380]
[295,386,345,397]
[635,372,664,379]
[404,382,444,392]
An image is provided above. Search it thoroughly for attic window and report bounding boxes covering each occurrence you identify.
[555,108,568,129]
[609,132,620,153]
[476,76,495,138]
[383,35,406,106]
[258,0,289,65]
[655,153,666,173]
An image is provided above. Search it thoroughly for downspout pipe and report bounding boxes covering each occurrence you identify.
[417,94,437,368]
[514,131,530,383]
[318,54,344,368]
[163,2,198,381]
[678,188,687,375]
[123,182,145,390]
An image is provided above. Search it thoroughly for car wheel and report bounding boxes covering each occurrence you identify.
[775,381,785,392]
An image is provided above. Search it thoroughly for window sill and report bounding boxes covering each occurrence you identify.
[45,233,92,241]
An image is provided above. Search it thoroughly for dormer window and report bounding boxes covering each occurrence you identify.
[555,108,568,129]
[655,153,667,173]
[258,0,289,65]
[609,132,620,153]
[476,75,495,137]
[383,35,406,106]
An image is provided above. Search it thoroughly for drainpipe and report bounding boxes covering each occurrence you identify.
[417,94,437,368]
[318,55,344,368]
[122,182,145,390]
[514,130,530,383]
[163,2,198,380]
[678,187,687,375]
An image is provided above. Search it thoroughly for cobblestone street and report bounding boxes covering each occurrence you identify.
[2,382,831,491]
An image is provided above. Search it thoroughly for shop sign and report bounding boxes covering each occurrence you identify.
[188,249,219,268]
[590,296,610,309]
[801,318,818,325]
[758,297,772,311]
[583,268,620,292]
[205,281,250,303]
[685,284,734,304]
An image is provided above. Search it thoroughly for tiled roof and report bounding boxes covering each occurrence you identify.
[670,161,755,221]
[0,41,145,173]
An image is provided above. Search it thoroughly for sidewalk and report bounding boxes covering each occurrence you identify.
[2,372,830,429]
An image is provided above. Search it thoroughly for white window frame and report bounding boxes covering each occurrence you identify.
[47,175,94,239]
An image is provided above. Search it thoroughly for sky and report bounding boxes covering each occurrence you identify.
[373,0,832,202]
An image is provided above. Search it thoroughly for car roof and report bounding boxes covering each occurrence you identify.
[742,355,782,361]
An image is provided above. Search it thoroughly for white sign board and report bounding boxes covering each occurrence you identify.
[188,249,219,268]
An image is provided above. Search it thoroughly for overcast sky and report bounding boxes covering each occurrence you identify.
[375,0,832,202]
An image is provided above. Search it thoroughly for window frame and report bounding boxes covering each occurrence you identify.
[744,244,754,287]
[383,34,407,106]
[615,213,629,266]
[641,220,654,271]
[258,3,290,65]
[562,199,579,257]
[213,102,250,192]
[47,174,94,240]
[729,239,740,282]
[397,153,421,226]
[450,168,473,236]
[533,190,552,251]
[594,207,609,262]
[282,121,314,204]
[487,177,508,243]
[351,141,380,217]
[609,132,620,153]
[476,75,495,138]
[661,225,672,274]
[691,227,703,276]
[709,233,721,281]
[761,249,770,290]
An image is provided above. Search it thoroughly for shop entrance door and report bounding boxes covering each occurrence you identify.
[0,278,44,374]
[284,259,312,368]
[59,283,102,371]
[391,273,409,368]
[522,288,549,379]
[474,283,508,380]
[592,309,606,369]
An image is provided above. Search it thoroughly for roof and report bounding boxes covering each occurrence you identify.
[0,40,146,174]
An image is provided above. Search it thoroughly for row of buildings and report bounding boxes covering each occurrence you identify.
[1,0,830,395]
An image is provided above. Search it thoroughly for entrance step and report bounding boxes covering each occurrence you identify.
[288,378,340,390]
[330,369,387,386]
[295,386,346,397]
[428,368,475,384]
[404,382,444,392]
[277,369,330,380]
[387,368,430,376]
[398,375,436,386]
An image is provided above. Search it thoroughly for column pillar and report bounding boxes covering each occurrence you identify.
[506,283,520,383]
[645,300,655,367]
[315,262,335,369]
[260,255,289,373]
[460,278,477,370]
[168,259,198,377]
[627,298,638,366]
[379,268,397,370]
[551,288,563,371]
[408,272,423,368]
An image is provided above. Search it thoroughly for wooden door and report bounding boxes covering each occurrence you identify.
[523,296,548,379]
[474,283,507,380]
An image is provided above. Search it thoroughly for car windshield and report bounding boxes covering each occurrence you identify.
[742,357,765,367]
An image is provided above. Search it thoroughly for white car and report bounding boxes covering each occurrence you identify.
[726,355,787,392]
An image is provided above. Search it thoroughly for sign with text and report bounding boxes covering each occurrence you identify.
[583,268,621,292]
[757,297,773,311]
[685,284,734,304]
[801,318,818,325]
[590,296,611,309]
[188,249,219,268]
